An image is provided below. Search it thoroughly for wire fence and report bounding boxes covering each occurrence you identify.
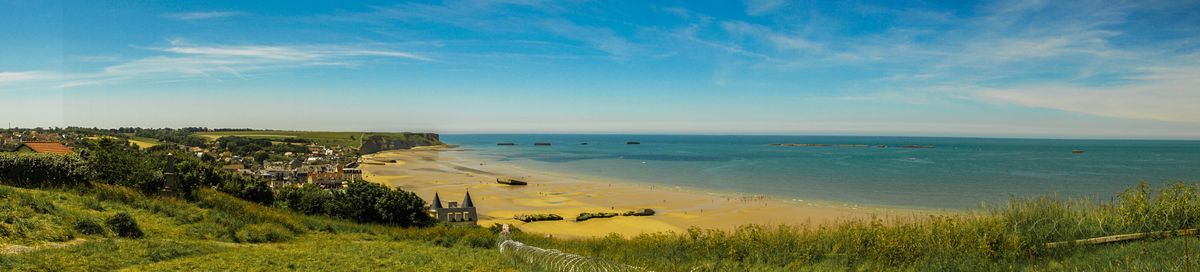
[999,196,1200,270]
[498,235,648,272]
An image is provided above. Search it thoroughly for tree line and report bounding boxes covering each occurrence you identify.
[0,137,432,227]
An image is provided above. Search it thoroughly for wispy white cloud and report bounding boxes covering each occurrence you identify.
[720,21,823,53]
[163,11,243,21]
[0,71,49,85]
[743,0,786,16]
[52,39,433,88]
[659,0,1200,125]
[540,19,635,59]
[354,1,637,60]
[978,67,1200,123]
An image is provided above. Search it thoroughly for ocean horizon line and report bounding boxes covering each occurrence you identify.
[439,132,1200,142]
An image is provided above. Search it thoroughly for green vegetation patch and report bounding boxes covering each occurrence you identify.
[194,130,437,148]
[123,234,519,271]
[0,239,226,271]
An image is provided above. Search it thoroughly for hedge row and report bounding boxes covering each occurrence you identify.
[0,152,93,188]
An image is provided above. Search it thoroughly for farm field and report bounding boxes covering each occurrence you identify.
[84,136,162,149]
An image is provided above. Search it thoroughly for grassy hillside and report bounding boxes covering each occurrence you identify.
[0,184,519,271]
[193,131,439,149]
[2,181,1197,271]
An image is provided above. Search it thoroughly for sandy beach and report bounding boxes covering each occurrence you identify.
[360,146,934,239]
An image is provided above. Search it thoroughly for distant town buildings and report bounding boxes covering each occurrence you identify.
[2,128,376,193]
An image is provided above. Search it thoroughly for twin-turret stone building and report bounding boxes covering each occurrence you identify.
[429,191,477,225]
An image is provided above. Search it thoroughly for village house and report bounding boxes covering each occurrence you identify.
[428,191,477,225]
[307,164,360,189]
[12,141,73,154]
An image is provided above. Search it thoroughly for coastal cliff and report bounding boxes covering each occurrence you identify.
[359,133,442,154]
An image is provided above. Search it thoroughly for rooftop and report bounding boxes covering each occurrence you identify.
[16,141,73,154]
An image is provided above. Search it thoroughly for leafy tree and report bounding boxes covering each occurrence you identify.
[276,184,333,215]
[329,180,389,223]
[279,180,431,227]
[376,188,433,227]
[77,138,162,193]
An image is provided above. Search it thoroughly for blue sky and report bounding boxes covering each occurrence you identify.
[2,0,1199,139]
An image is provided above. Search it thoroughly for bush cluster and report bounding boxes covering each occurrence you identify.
[77,138,163,193]
[0,153,92,188]
[215,136,307,158]
[106,212,144,238]
[74,217,108,235]
[276,180,432,227]
[72,137,275,205]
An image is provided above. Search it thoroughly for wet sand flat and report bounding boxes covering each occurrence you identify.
[360,147,933,239]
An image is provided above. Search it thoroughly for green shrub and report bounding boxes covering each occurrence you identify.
[276,184,332,215]
[216,173,275,205]
[234,223,294,243]
[75,217,107,235]
[77,138,162,193]
[106,212,144,238]
[0,153,92,188]
[322,180,431,227]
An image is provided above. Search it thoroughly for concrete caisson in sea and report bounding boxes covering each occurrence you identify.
[496,178,528,186]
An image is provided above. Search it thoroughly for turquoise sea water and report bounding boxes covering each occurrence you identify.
[441,135,1200,209]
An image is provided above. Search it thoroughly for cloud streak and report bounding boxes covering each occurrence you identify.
[0,71,49,85]
[164,11,243,20]
[655,0,1199,124]
[55,40,432,88]
[353,1,638,60]
[743,0,786,16]
[978,68,1200,123]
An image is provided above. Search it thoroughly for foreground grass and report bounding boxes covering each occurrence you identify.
[510,181,1200,271]
[0,184,517,271]
[127,234,514,271]
[3,182,1199,271]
